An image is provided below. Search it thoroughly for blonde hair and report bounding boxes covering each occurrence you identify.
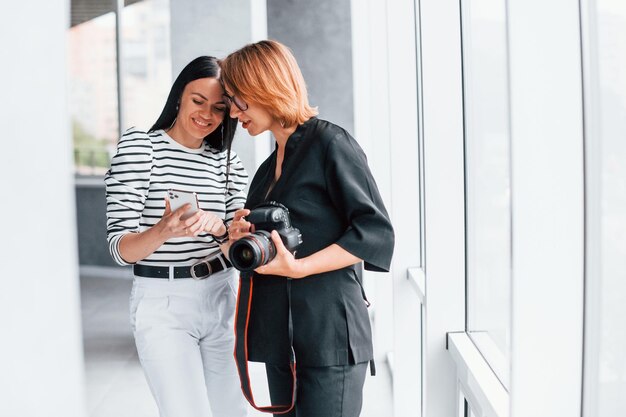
[220,40,318,127]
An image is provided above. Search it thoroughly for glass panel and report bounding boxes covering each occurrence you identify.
[69,12,118,176]
[583,1,626,416]
[120,0,172,132]
[461,0,511,388]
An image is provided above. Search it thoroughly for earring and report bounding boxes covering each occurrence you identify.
[220,124,224,148]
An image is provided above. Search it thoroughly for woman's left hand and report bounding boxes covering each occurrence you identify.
[201,211,227,237]
[185,209,226,237]
[254,231,306,278]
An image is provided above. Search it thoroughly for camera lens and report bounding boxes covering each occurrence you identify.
[239,247,255,264]
[229,230,276,271]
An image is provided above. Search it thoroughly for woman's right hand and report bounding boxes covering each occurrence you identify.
[228,208,252,241]
[118,198,204,264]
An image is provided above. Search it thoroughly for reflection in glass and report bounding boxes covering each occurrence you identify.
[461,0,511,388]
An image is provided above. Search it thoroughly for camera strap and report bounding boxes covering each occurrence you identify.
[234,272,297,414]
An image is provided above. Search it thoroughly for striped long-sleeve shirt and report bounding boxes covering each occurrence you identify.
[104,128,248,266]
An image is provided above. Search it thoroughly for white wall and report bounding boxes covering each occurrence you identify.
[0,1,86,416]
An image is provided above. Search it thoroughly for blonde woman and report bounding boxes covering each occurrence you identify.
[221,40,394,417]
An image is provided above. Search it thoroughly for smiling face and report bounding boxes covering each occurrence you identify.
[168,77,226,148]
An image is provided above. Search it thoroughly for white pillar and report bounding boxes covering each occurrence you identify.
[419,0,467,416]
[0,1,86,416]
[385,0,429,415]
[507,0,585,415]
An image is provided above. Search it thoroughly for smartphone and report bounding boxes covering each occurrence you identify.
[167,189,199,220]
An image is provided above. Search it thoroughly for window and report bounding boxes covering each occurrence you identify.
[68,0,171,176]
[120,0,171,132]
[583,1,626,415]
[461,0,511,388]
[69,12,118,176]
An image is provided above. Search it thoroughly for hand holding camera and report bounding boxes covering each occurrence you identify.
[229,202,303,274]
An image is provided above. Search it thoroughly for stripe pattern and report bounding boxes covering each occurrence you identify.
[105,128,248,266]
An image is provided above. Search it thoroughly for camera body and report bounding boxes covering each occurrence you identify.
[229,202,302,271]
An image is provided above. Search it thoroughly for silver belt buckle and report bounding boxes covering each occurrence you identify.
[190,260,212,280]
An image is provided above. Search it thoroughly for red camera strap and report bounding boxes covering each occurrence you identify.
[234,273,297,414]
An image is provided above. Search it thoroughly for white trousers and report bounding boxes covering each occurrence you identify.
[130,268,247,417]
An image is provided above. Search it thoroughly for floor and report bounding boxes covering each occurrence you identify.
[80,271,393,417]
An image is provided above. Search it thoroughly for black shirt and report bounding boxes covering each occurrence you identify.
[243,117,395,366]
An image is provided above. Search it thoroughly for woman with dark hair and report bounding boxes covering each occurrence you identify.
[104,56,248,417]
[221,40,394,417]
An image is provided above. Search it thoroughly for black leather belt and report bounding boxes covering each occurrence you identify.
[133,254,232,280]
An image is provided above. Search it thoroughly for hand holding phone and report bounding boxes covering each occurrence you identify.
[167,189,199,220]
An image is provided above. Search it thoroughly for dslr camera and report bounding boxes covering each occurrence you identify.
[229,202,303,272]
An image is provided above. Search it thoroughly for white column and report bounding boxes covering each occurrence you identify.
[385,0,426,415]
[507,0,585,416]
[0,1,86,416]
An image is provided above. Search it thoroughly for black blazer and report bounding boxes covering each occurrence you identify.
[243,117,395,367]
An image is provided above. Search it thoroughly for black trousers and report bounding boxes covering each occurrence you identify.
[265,361,368,417]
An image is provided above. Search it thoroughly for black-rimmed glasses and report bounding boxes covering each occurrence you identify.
[222,92,248,112]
